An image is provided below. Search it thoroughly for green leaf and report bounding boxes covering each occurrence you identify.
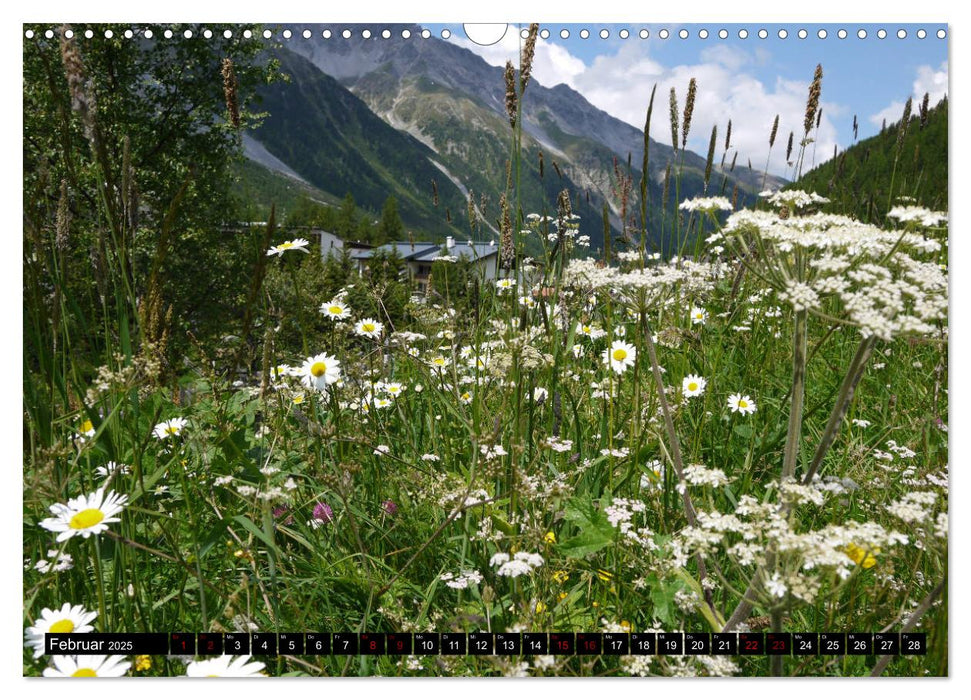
[233,514,280,555]
[733,423,753,439]
[558,497,616,558]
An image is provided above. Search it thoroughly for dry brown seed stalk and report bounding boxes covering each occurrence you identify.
[668,87,680,152]
[769,114,779,148]
[221,58,241,130]
[504,61,518,128]
[499,193,513,268]
[897,97,913,150]
[681,78,697,149]
[804,64,823,137]
[520,23,539,93]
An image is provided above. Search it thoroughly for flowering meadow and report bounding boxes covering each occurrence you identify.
[22,26,947,678]
[23,188,949,677]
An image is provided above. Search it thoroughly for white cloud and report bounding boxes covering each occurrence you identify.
[451,31,586,88]
[870,62,948,128]
[453,36,841,177]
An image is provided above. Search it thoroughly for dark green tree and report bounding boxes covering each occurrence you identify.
[23,23,279,369]
[377,195,404,244]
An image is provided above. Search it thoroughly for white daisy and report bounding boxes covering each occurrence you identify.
[320,300,351,320]
[39,488,128,542]
[94,461,130,479]
[690,306,708,325]
[266,238,310,256]
[153,417,187,440]
[184,655,267,677]
[354,318,384,339]
[682,374,707,398]
[24,603,98,658]
[382,382,405,397]
[603,340,637,374]
[43,655,131,677]
[496,278,516,294]
[727,393,757,416]
[74,419,96,443]
[299,352,342,390]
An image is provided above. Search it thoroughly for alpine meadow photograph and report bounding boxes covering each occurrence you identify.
[21,19,950,679]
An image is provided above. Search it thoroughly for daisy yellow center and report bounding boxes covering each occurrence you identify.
[583,326,591,333]
[70,508,105,530]
[688,382,698,391]
[80,420,94,433]
[612,348,628,361]
[72,668,98,677]
[433,358,445,366]
[328,306,343,315]
[49,619,75,634]
[311,361,328,377]
[362,323,375,332]
[279,242,294,249]
[738,400,748,408]
[165,426,180,435]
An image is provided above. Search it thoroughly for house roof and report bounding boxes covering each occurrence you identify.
[349,240,498,262]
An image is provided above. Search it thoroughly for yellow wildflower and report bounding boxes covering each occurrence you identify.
[844,543,878,569]
[135,655,152,672]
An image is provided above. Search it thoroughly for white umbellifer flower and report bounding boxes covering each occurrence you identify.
[490,553,510,567]
[320,300,351,319]
[603,340,637,374]
[766,573,788,599]
[682,374,707,398]
[374,444,391,456]
[184,655,267,677]
[354,318,384,339]
[299,352,341,390]
[780,281,820,312]
[39,488,128,542]
[886,205,947,228]
[493,551,544,577]
[679,196,733,213]
[533,387,548,403]
[153,417,187,440]
[690,306,708,325]
[765,189,829,210]
[266,238,310,256]
[44,655,131,677]
[727,393,757,415]
[24,603,98,658]
[442,570,483,589]
[33,549,74,574]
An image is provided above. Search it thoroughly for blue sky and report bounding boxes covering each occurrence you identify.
[431,23,948,176]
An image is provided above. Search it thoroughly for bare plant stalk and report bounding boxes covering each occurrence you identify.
[782,309,808,479]
[801,336,876,484]
[725,332,876,632]
[870,577,945,676]
[640,310,718,617]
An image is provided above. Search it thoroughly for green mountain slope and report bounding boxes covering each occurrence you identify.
[248,49,467,238]
[795,98,947,222]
